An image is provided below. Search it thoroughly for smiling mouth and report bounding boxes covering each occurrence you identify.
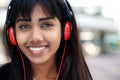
[29,46,46,54]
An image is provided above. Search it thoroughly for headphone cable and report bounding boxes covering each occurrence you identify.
[56,42,67,80]
[18,48,27,80]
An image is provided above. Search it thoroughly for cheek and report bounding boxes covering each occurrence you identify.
[16,32,28,47]
[48,29,61,50]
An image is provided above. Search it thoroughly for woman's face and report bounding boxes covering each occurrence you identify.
[15,4,61,65]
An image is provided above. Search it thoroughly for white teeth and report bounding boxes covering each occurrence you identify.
[29,47,45,51]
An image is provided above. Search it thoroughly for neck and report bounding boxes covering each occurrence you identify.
[31,58,57,80]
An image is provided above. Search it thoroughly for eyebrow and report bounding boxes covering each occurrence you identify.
[16,19,31,23]
[16,17,55,23]
[39,17,55,21]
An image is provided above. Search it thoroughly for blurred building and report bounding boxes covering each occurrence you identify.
[0,0,10,66]
[67,0,120,56]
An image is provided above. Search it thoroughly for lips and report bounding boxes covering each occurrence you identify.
[29,46,46,55]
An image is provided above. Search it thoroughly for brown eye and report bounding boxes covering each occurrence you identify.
[19,24,31,30]
[41,22,53,27]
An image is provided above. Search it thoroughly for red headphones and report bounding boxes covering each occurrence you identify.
[64,21,71,41]
[8,26,17,45]
[8,21,71,45]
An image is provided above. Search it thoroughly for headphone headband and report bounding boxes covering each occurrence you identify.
[63,0,73,21]
[5,0,14,26]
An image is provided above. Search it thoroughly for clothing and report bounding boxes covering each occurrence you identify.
[0,63,10,80]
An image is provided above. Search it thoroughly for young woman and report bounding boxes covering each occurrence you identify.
[0,0,93,80]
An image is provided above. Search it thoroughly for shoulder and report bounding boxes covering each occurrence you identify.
[0,63,11,80]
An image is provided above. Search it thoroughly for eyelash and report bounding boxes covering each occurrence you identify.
[19,24,31,30]
[41,22,54,29]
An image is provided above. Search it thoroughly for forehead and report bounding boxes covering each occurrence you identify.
[16,4,59,23]
[18,4,51,19]
[31,4,49,17]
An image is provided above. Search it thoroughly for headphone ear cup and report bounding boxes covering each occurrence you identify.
[8,27,17,45]
[64,21,71,41]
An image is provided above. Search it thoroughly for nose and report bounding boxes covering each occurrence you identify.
[29,27,43,42]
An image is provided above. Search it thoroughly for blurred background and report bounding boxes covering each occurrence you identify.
[0,0,120,80]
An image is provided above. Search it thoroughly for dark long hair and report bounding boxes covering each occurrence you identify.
[3,0,92,80]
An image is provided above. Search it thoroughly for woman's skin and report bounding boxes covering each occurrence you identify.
[16,4,61,80]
